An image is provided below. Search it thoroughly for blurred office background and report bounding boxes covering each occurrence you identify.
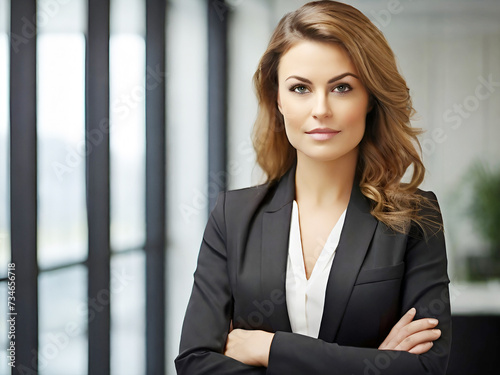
[0,0,499,374]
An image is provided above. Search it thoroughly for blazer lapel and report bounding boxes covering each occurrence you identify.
[318,179,378,342]
[260,164,296,332]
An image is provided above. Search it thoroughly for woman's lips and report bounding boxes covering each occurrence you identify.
[305,128,340,141]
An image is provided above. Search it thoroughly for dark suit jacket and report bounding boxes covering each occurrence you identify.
[175,162,451,375]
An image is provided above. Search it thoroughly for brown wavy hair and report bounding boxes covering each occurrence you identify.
[252,0,440,234]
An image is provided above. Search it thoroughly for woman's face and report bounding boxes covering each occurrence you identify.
[277,40,371,163]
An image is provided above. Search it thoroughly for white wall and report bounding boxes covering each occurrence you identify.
[166,0,208,373]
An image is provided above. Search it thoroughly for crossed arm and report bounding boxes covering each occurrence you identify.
[224,307,442,367]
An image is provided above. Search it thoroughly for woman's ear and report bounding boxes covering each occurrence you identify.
[277,92,283,114]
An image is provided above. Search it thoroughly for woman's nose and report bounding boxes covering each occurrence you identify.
[312,93,333,119]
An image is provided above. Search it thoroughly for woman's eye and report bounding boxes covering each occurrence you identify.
[333,84,352,93]
[291,85,309,94]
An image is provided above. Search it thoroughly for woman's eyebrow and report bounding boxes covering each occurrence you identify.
[285,72,359,83]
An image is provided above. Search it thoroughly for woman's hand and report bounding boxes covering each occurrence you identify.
[224,326,275,367]
[379,308,441,354]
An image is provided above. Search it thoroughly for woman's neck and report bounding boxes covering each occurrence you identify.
[294,149,358,207]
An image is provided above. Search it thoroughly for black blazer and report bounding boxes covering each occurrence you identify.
[175,163,451,375]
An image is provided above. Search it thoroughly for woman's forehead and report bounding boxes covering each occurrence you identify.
[277,40,358,80]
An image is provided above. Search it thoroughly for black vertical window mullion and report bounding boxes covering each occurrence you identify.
[10,0,38,372]
[86,0,111,374]
[207,0,228,212]
[145,1,167,374]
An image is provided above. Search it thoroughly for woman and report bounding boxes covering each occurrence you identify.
[175,1,451,374]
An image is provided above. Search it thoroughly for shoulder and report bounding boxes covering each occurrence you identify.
[415,187,438,201]
[414,188,441,216]
[212,181,276,222]
[410,188,444,239]
[225,181,271,202]
[207,182,278,245]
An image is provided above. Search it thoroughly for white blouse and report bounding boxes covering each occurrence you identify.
[285,200,347,338]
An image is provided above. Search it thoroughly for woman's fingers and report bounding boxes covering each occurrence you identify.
[395,329,441,352]
[379,307,416,349]
[379,307,441,354]
[385,318,439,349]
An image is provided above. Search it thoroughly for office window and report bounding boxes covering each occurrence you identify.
[109,33,146,253]
[37,33,87,269]
[38,266,87,374]
[6,0,167,373]
[110,252,145,375]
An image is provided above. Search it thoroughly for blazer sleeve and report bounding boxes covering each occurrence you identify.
[266,191,451,375]
[175,191,267,375]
